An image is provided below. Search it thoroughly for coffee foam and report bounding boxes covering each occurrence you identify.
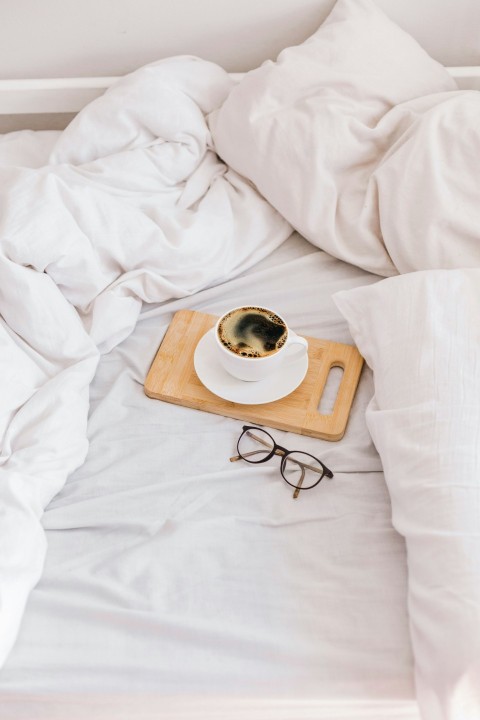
[217,307,287,358]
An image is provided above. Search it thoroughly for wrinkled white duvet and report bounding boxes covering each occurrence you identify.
[0,56,291,667]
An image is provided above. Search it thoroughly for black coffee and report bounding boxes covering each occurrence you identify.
[217,307,288,358]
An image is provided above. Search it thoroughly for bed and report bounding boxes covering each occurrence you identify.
[0,2,479,719]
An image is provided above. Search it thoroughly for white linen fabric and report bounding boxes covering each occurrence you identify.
[0,56,292,668]
[209,20,480,716]
[209,2,480,713]
[334,271,480,720]
[0,4,479,718]
[0,130,59,168]
[0,231,421,720]
[209,0,480,276]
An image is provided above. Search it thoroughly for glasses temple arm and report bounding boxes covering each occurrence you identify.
[292,466,306,499]
[230,447,286,463]
[245,431,278,449]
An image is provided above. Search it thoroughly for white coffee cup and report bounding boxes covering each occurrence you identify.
[214,305,308,382]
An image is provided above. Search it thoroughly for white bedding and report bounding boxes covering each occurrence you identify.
[335,271,480,719]
[0,56,418,720]
[0,56,291,672]
[210,2,480,714]
[1,231,420,719]
[210,0,480,276]
[1,0,479,718]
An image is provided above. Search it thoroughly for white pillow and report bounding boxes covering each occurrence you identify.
[210,0,457,276]
[334,270,480,720]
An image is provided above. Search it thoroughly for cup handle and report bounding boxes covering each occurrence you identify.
[284,331,308,364]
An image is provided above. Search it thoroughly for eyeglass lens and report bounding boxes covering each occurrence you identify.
[281,451,325,489]
[237,428,274,463]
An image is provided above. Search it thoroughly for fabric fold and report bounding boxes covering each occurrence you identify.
[0,56,291,666]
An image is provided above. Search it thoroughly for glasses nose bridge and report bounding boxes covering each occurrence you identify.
[274,444,288,456]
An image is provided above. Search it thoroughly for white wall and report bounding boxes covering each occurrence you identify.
[1,0,479,80]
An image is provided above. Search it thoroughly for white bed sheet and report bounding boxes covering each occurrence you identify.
[0,230,420,719]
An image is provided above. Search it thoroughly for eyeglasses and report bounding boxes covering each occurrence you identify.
[230,425,333,499]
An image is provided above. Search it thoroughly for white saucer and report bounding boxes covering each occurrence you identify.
[193,328,309,405]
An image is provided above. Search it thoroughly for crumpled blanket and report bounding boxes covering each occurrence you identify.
[0,56,291,666]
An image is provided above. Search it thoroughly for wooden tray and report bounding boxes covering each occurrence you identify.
[144,310,364,441]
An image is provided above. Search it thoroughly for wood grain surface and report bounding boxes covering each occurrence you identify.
[144,309,364,441]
